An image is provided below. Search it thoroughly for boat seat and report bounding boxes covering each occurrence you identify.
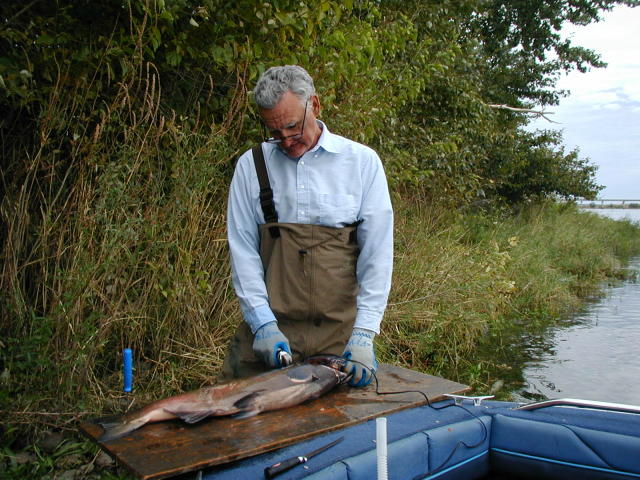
[490,408,640,479]
[307,413,491,480]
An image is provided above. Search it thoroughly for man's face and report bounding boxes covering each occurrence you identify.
[260,91,321,159]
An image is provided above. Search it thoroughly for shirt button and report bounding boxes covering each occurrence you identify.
[300,211,305,215]
[300,161,305,165]
[300,185,305,189]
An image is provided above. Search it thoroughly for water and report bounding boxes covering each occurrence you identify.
[581,207,640,223]
[482,208,640,405]
[518,256,640,404]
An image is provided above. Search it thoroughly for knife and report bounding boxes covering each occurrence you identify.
[277,348,292,367]
[264,436,344,479]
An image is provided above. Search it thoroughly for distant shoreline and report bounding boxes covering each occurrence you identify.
[578,205,640,210]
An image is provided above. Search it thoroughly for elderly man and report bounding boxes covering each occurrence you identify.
[221,65,393,387]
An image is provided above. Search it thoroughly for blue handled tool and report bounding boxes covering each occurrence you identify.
[123,348,133,392]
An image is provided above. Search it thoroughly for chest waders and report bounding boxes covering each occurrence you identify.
[219,145,360,380]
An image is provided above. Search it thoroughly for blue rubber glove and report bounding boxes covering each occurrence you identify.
[252,321,292,368]
[342,328,378,387]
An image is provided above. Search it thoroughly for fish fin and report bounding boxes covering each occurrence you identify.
[232,409,261,419]
[232,391,262,411]
[232,391,271,418]
[163,408,214,424]
[95,414,120,425]
[98,417,142,442]
[286,368,317,383]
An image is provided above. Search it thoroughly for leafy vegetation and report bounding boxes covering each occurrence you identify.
[2,1,640,477]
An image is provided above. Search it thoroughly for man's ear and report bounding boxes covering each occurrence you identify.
[311,94,321,117]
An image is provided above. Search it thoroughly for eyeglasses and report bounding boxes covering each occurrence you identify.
[265,99,308,144]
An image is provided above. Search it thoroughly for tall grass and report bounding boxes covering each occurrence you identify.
[1,63,248,433]
[380,200,640,382]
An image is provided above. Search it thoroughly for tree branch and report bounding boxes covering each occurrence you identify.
[488,103,559,123]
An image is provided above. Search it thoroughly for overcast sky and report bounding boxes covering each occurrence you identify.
[528,5,640,199]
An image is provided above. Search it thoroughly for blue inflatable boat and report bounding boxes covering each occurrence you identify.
[203,396,640,479]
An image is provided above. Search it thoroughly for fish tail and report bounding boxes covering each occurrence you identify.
[98,416,145,442]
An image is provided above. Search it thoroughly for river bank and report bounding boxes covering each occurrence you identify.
[380,201,640,386]
[474,208,640,404]
[2,201,640,479]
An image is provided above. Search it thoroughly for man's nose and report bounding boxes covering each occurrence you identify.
[281,135,297,148]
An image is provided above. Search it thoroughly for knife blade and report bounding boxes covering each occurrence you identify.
[264,436,344,479]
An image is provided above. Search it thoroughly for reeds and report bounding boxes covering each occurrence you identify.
[380,200,640,383]
[1,59,247,425]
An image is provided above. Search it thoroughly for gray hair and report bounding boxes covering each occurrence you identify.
[253,65,315,109]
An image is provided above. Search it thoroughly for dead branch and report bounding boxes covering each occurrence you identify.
[488,103,559,123]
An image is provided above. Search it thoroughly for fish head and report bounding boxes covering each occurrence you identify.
[333,367,350,385]
[306,355,351,384]
[306,354,346,370]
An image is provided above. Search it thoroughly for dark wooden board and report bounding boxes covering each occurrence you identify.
[79,363,469,480]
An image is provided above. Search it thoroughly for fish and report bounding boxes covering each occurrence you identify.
[98,355,349,442]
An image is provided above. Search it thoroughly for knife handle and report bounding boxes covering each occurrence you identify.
[264,455,305,479]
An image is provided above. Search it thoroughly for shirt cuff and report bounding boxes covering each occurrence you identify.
[354,308,383,334]
[242,303,278,334]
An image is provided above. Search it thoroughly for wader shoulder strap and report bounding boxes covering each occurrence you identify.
[346,219,364,245]
[252,144,280,238]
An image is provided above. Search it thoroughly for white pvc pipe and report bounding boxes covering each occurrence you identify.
[376,417,388,480]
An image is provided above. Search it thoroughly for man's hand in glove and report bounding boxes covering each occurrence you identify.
[253,321,292,368]
[342,328,378,387]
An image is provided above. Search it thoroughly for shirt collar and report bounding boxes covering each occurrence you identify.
[310,120,344,154]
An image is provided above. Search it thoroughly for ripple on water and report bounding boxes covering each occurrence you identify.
[519,258,640,404]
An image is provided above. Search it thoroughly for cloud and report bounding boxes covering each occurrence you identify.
[559,6,640,104]
[529,5,640,198]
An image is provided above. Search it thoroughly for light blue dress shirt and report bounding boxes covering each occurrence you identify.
[227,121,393,334]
